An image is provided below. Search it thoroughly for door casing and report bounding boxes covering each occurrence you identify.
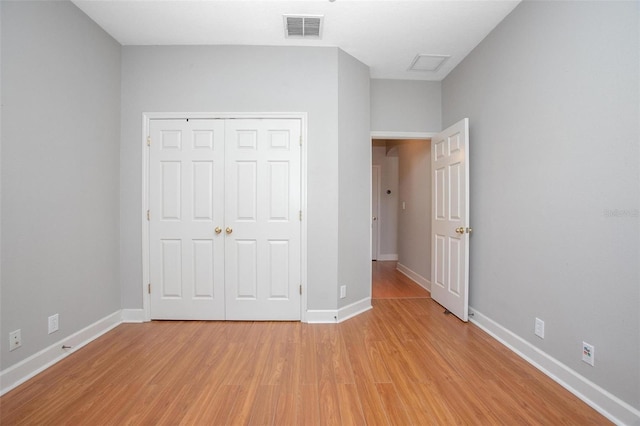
[142,112,308,322]
[371,165,380,260]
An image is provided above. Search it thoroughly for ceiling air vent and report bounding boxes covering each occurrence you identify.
[283,15,323,39]
[408,54,450,72]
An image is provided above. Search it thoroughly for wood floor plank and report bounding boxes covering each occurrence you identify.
[0,261,611,425]
[248,384,278,426]
[178,383,231,425]
[300,383,320,426]
[353,380,391,426]
[375,383,413,426]
[224,382,260,425]
[273,386,300,425]
[340,318,391,384]
[300,325,317,385]
[318,380,343,425]
[336,383,367,426]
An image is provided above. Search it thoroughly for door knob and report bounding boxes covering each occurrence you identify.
[466,227,473,234]
[226,227,233,234]
[373,217,377,221]
[215,227,222,235]
[455,227,465,234]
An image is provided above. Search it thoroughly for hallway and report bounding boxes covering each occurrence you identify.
[372,261,431,299]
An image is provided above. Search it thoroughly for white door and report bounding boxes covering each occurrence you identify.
[224,119,301,320]
[149,117,302,321]
[431,118,470,322]
[149,119,226,320]
[371,165,380,260]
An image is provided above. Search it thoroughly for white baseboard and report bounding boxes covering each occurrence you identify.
[306,298,372,324]
[470,308,640,426]
[338,298,372,323]
[396,263,431,292]
[305,309,338,323]
[0,311,122,396]
[376,254,398,261]
[121,309,146,323]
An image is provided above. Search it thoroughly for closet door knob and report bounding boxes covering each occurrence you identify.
[226,227,233,234]
[215,227,222,234]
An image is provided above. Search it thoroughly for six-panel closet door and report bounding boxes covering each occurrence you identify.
[148,118,302,320]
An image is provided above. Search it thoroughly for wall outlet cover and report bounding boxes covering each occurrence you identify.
[9,329,22,351]
[582,341,595,366]
[48,314,59,334]
[534,318,544,339]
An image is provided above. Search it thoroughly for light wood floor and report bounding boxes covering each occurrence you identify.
[371,261,430,299]
[0,263,609,425]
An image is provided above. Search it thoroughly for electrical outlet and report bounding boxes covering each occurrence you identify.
[340,285,346,299]
[9,329,22,351]
[534,318,544,338]
[582,342,595,366]
[48,314,59,334]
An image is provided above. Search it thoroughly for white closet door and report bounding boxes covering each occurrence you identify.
[149,119,226,320]
[224,119,302,320]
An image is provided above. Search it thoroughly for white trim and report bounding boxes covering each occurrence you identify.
[371,165,381,261]
[142,115,151,322]
[142,112,308,322]
[121,309,145,323]
[337,298,372,323]
[470,308,640,426]
[370,131,436,140]
[306,298,372,324]
[305,309,338,324]
[396,263,431,292]
[376,254,398,261]
[300,115,308,323]
[0,311,121,396]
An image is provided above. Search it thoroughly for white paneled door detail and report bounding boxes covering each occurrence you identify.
[150,119,226,319]
[225,120,301,320]
[431,118,470,322]
[149,118,301,320]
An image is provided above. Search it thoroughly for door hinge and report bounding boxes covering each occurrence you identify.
[147,210,150,221]
[148,283,151,294]
[147,136,151,147]
[299,210,302,221]
[299,284,302,295]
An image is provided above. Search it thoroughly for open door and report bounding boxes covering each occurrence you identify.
[431,118,470,322]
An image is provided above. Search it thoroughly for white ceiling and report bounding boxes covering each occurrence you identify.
[72,0,520,81]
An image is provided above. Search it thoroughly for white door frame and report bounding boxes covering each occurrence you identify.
[370,131,436,267]
[142,112,308,322]
[370,131,437,141]
[371,165,381,260]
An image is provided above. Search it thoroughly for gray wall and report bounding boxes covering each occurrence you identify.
[397,141,431,281]
[1,1,121,369]
[337,50,371,307]
[442,0,639,409]
[371,79,441,133]
[120,46,365,311]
